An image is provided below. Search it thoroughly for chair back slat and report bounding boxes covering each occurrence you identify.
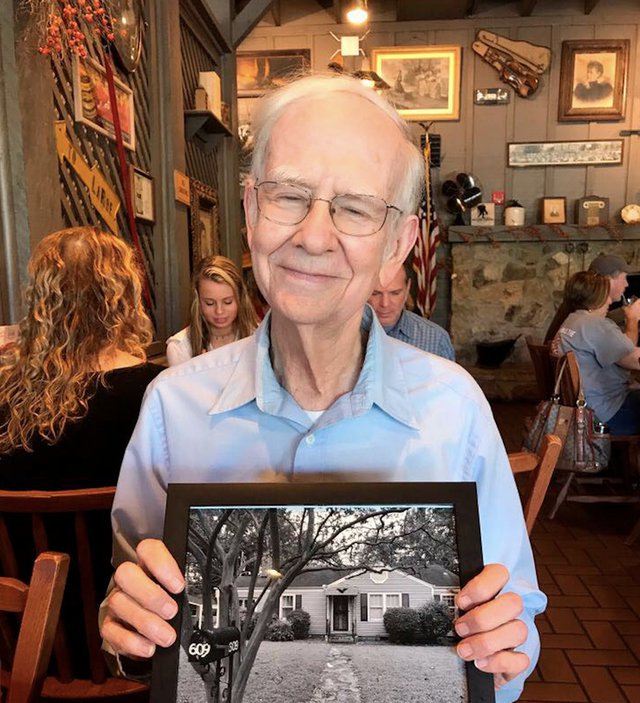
[526,335,556,400]
[3,552,69,703]
[75,511,109,682]
[509,434,563,534]
[0,487,149,699]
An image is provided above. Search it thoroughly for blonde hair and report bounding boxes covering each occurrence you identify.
[0,226,153,453]
[189,255,258,357]
[249,73,425,218]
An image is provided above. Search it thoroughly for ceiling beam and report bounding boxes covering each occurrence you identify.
[465,0,478,16]
[232,0,274,47]
[332,0,342,23]
[518,0,538,16]
[584,0,601,13]
[270,0,281,25]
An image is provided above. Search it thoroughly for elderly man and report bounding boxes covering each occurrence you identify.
[369,260,455,360]
[101,74,543,702]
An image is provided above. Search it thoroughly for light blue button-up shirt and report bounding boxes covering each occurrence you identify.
[113,306,544,702]
[384,308,455,361]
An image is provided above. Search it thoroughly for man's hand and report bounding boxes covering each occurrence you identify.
[454,564,529,691]
[101,539,185,659]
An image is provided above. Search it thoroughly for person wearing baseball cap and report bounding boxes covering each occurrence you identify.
[589,253,633,304]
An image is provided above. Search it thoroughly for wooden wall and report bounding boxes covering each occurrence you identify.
[238,0,640,225]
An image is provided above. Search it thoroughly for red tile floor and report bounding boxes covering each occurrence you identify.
[491,401,640,703]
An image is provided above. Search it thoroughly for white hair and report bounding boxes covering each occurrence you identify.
[249,73,425,218]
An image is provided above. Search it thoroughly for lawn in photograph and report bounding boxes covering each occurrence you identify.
[151,482,492,703]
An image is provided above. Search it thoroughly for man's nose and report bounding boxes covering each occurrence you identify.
[380,294,391,308]
[291,199,338,253]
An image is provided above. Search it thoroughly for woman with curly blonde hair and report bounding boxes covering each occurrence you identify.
[0,226,163,488]
[166,254,258,366]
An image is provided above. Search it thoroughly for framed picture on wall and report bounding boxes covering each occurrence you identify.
[72,55,135,150]
[507,139,623,167]
[541,197,567,224]
[237,49,311,97]
[189,178,219,270]
[558,39,629,122]
[371,45,462,121]
[150,481,494,703]
[131,168,155,223]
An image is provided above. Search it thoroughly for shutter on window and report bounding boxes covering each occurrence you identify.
[402,593,410,607]
[360,593,368,621]
[295,594,302,610]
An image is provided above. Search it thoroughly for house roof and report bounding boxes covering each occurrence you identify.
[235,565,458,589]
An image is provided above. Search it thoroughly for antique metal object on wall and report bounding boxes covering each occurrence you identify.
[472,30,551,98]
[576,196,609,226]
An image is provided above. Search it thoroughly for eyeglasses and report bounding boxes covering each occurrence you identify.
[253,181,402,236]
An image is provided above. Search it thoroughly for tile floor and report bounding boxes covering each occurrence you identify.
[491,401,640,703]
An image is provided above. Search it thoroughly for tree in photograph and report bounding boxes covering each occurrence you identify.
[186,506,456,702]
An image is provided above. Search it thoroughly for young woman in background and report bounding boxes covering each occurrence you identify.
[166,254,258,366]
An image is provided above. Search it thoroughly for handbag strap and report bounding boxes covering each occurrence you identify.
[554,355,587,407]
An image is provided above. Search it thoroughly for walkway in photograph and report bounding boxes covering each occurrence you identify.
[308,646,361,702]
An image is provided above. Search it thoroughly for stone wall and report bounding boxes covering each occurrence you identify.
[449,225,640,366]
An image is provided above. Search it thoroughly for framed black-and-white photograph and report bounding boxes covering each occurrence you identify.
[508,139,623,167]
[151,482,493,703]
[131,168,155,223]
[541,197,567,225]
[558,39,629,122]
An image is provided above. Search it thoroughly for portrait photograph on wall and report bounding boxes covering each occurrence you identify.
[558,39,629,122]
[371,45,462,121]
[189,179,219,270]
[237,49,311,97]
[151,482,493,703]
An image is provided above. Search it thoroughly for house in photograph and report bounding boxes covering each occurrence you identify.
[189,565,459,641]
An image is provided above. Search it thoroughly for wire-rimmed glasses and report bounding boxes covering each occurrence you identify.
[254,181,402,236]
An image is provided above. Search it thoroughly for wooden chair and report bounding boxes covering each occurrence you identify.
[1,552,69,703]
[550,351,640,519]
[509,434,562,534]
[0,488,149,701]
[525,335,556,401]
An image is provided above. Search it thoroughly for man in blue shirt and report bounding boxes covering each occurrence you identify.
[101,74,543,702]
[369,261,455,360]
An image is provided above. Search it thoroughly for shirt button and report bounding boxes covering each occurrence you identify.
[305,434,315,445]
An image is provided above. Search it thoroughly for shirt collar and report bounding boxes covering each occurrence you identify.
[209,306,419,430]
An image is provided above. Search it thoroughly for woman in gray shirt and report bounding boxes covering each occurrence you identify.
[556,271,640,435]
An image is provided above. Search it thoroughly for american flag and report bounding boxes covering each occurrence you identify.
[413,137,440,317]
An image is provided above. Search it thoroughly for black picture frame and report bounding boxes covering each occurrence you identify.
[151,482,494,703]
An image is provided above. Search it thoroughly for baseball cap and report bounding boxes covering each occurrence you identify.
[588,253,633,276]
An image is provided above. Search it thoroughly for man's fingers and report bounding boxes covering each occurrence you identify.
[107,585,178,648]
[101,611,158,659]
[136,538,185,594]
[475,651,531,688]
[456,619,528,663]
[455,591,523,637]
[114,560,180,622]
[455,563,509,611]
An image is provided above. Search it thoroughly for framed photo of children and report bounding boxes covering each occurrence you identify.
[371,46,462,121]
[150,481,494,703]
[558,39,629,122]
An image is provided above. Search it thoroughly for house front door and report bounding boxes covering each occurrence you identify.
[332,596,349,631]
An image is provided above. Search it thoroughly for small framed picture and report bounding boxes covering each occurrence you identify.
[541,197,567,224]
[151,481,494,703]
[471,202,495,226]
[131,168,155,223]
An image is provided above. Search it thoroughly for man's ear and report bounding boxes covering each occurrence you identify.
[379,214,419,289]
[243,180,257,247]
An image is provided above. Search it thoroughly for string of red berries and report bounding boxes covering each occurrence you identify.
[38,0,115,58]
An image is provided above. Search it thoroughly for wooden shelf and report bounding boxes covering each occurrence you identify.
[184,110,232,152]
[448,223,640,243]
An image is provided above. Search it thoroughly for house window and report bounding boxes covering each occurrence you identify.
[435,594,456,614]
[279,593,302,619]
[368,593,402,621]
[189,601,203,629]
